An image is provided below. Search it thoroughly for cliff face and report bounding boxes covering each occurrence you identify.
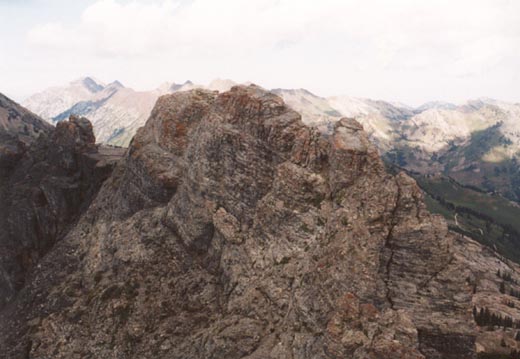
[1,86,520,358]
[0,109,124,310]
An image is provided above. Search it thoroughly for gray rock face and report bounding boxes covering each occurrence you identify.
[1,85,520,358]
[0,112,124,310]
[0,93,52,170]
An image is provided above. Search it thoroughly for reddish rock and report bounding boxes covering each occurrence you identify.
[1,85,519,358]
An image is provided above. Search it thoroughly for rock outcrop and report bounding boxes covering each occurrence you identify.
[0,107,124,310]
[1,85,520,358]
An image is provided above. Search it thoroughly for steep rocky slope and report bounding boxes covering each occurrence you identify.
[0,92,53,169]
[0,98,124,311]
[2,85,520,358]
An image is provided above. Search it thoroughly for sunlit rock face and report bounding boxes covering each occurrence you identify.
[1,86,520,358]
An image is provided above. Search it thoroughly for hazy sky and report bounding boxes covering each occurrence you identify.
[1,0,519,105]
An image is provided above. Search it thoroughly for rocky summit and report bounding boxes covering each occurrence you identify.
[2,86,520,358]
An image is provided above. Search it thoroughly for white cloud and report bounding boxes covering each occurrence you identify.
[3,0,520,104]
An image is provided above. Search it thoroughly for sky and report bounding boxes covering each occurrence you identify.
[1,0,519,106]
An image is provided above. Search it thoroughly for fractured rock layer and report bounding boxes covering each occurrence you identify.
[0,86,519,358]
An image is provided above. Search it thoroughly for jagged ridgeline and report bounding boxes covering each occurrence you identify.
[2,86,520,358]
[24,79,520,220]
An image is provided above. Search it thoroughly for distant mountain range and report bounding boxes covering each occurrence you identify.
[23,77,237,146]
[23,77,520,202]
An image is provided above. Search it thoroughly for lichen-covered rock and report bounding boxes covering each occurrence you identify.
[1,85,520,358]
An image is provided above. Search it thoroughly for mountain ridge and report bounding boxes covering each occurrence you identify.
[1,85,520,357]
[22,79,520,204]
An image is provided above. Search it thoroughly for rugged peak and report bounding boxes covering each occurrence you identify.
[107,80,124,88]
[79,76,105,93]
[2,86,519,358]
[53,115,96,150]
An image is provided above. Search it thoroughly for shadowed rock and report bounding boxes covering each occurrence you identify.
[0,107,124,310]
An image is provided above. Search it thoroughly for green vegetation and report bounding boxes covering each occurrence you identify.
[462,123,505,163]
[384,124,520,204]
[473,305,520,359]
[497,270,517,284]
[436,125,520,203]
[473,306,519,329]
[433,123,507,172]
[444,155,520,203]
[385,148,408,167]
[416,175,520,262]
